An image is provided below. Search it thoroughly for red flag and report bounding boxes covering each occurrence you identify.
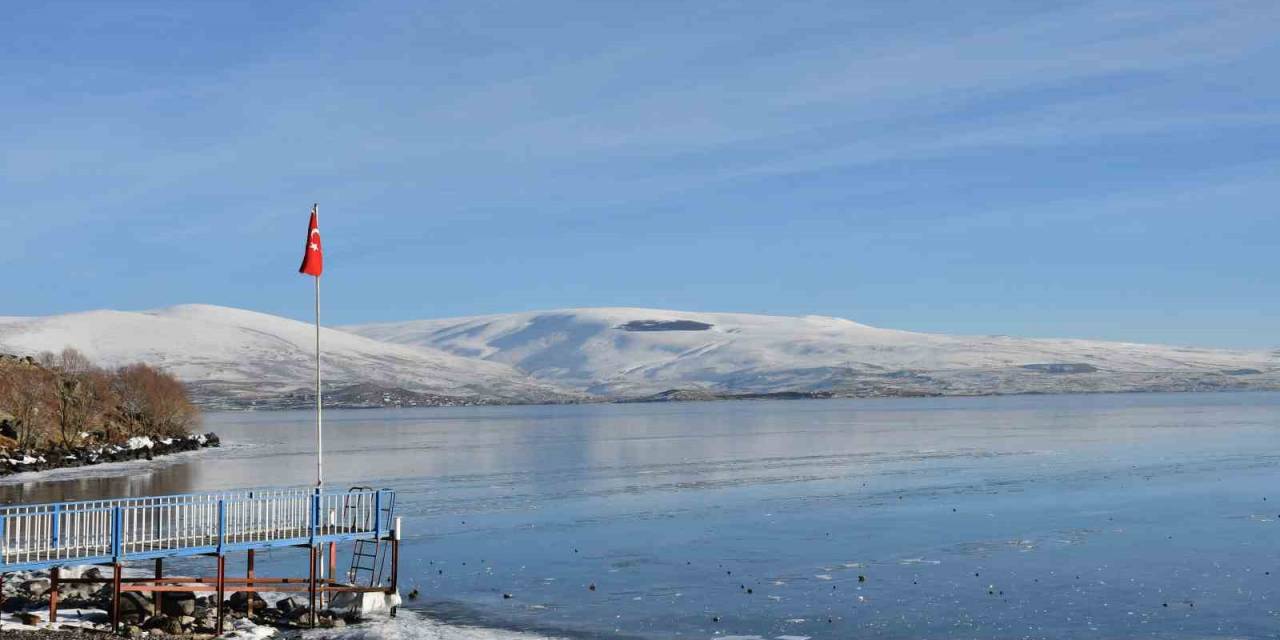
[299,205,323,276]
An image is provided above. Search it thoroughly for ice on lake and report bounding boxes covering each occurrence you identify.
[8,392,1280,639]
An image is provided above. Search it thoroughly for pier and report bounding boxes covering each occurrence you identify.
[0,486,401,634]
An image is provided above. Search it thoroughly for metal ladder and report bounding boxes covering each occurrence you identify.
[344,486,396,587]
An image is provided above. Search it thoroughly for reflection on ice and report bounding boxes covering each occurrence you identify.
[7,392,1280,639]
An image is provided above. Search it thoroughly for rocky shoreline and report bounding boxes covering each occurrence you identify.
[0,434,220,478]
[1,566,383,637]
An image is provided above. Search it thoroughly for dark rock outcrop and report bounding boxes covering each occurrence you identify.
[617,320,714,332]
[0,433,220,477]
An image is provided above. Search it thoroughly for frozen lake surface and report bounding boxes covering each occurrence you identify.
[6,392,1280,639]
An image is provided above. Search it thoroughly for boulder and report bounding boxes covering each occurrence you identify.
[163,616,185,635]
[195,609,225,633]
[2,596,33,613]
[119,591,155,617]
[229,590,268,612]
[276,596,305,613]
[18,612,42,626]
[159,590,196,617]
[21,578,51,598]
[142,614,171,630]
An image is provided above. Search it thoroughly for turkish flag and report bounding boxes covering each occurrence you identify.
[298,206,323,276]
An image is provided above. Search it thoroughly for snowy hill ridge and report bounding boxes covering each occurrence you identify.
[1,304,1275,407]
[0,304,574,407]
[346,307,1280,398]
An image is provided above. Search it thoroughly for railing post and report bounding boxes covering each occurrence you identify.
[111,507,123,562]
[374,490,382,537]
[310,489,320,544]
[51,505,61,552]
[217,500,226,554]
[0,513,7,562]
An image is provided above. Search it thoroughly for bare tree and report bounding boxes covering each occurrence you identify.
[113,363,200,438]
[57,348,94,375]
[1,354,200,449]
[0,364,56,448]
[54,367,116,446]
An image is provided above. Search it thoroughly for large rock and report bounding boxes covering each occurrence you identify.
[118,591,155,617]
[160,590,197,617]
[229,590,268,612]
[163,616,185,635]
[143,614,172,630]
[21,578,50,598]
[285,604,312,621]
[2,596,33,613]
[275,596,305,613]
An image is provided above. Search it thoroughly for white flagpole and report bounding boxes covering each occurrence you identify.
[314,205,323,490]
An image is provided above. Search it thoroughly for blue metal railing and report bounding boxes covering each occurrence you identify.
[0,487,394,571]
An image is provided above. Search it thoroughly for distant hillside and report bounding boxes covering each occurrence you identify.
[0,305,577,408]
[3,305,1275,408]
[347,307,1280,398]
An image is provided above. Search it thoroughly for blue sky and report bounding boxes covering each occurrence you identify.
[2,1,1277,348]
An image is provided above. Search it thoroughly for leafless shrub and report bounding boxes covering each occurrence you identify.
[112,363,200,438]
[56,347,95,375]
[0,351,200,449]
[55,368,117,445]
[0,362,57,448]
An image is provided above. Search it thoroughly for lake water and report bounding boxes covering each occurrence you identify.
[5,392,1280,639]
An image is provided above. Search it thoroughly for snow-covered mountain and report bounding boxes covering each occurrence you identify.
[346,308,1280,398]
[3,304,1274,406]
[0,305,573,407]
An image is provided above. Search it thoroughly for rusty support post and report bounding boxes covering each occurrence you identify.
[48,566,59,623]
[308,545,318,628]
[154,558,163,619]
[111,563,122,634]
[391,536,399,591]
[246,549,255,618]
[389,535,400,618]
[215,555,226,636]
[327,541,338,607]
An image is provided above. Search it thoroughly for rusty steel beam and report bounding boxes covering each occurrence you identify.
[48,566,59,623]
[308,546,318,628]
[215,555,226,636]
[111,563,122,634]
[246,550,255,618]
[154,558,163,619]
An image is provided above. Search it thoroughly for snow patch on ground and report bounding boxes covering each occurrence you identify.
[126,436,154,450]
[0,608,107,633]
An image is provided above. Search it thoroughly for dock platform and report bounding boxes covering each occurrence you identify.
[0,486,401,634]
